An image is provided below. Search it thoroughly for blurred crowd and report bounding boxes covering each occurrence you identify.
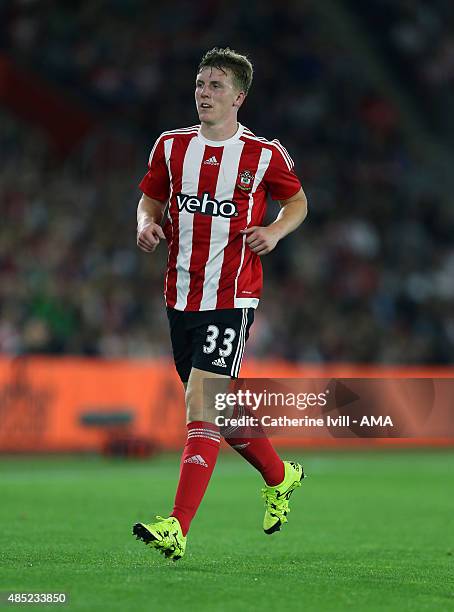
[352,0,454,138]
[1,0,453,363]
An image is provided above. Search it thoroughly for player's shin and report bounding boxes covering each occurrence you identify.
[221,404,285,486]
[170,421,220,536]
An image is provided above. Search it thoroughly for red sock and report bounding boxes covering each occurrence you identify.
[223,406,284,486]
[170,421,220,536]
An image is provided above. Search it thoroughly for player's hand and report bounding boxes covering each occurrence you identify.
[240,226,281,256]
[137,222,165,253]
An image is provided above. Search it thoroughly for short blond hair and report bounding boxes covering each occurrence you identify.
[198,47,253,94]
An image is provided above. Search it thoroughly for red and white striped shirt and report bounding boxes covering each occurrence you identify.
[139,123,302,311]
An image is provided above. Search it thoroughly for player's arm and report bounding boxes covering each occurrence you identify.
[136,194,167,253]
[271,187,308,239]
[241,187,307,256]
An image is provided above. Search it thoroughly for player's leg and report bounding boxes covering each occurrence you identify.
[210,309,305,534]
[169,367,230,537]
[133,309,231,558]
[208,308,285,484]
[223,403,285,486]
[225,412,304,533]
[167,309,258,538]
[133,307,194,559]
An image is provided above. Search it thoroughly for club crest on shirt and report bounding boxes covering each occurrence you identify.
[237,170,255,191]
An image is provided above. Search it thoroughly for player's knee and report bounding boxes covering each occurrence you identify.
[185,385,217,423]
[186,405,217,424]
[185,369,229,424]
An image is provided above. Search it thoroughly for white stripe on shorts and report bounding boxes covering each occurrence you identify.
[231,308,248,378]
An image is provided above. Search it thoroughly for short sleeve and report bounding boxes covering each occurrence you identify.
[139,136,170,202]
[263,141,302,201]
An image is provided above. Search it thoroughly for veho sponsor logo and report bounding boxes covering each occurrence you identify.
[176,191,238,218]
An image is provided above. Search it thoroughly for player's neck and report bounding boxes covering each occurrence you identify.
[200,119,239,142]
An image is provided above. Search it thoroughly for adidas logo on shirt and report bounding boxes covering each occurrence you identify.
[203,156,219,165]
[211,356,227,368]
[184,454,208,467]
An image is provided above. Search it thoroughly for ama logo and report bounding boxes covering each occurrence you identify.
[176,192,238,218]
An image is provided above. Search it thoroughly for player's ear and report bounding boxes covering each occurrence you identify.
[233,90,246,108]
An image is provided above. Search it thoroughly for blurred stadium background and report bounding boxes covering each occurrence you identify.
[1,0,453,363]
[1,2,453,610]
[1,0,453,452]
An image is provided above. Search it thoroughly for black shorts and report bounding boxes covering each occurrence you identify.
[166,307,255,383]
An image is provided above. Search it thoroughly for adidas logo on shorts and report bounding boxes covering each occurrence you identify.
[184,454,208,467]
[211,356,227,368]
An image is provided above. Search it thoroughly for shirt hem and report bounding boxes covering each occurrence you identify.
[166,297,259,311]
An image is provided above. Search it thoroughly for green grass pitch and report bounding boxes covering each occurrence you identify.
[1,449,453,611]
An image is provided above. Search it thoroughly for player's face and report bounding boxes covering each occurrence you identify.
[195,67,244,125]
